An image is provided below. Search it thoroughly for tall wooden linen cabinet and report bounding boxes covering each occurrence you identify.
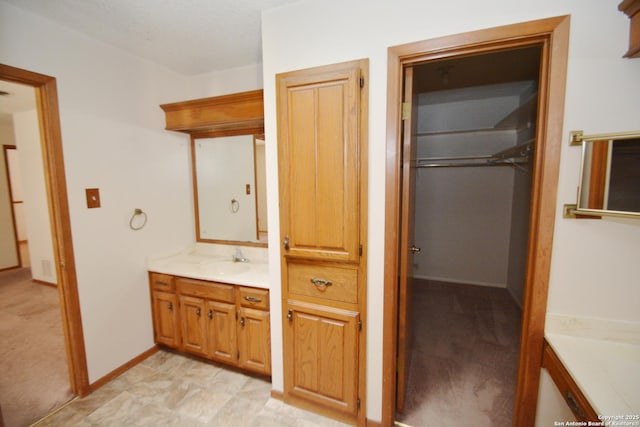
[277,59,369,425]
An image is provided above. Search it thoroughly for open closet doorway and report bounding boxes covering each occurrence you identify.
[396,45,541,426]
[382,16,570,427]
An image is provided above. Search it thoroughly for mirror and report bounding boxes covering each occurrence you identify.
[193,133,267,246]
[575,132,640,218]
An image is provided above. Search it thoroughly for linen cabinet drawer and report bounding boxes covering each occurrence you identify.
[238,287,270,310]
[287,262,357,304]
[150,272,175,292]
[177,278,235,303]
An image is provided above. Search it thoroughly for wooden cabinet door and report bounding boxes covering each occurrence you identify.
[152,290,179,348]
[179,295,207,357]
[206,300,237,364]
[284,300,360,416]
[277,60,366,263]
[238,307,271,375]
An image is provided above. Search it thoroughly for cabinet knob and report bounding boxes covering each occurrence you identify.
[167,302,173,311]
[208,309,213,319]
[287,309,293,321]
[283,236,290,250]
[409,246,421,254]
[196,307,201,317]
[240,317,245,327]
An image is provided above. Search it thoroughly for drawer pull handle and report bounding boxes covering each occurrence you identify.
[155,280,169,286]
[310,277,333,289]
[565,391,585,419]
[244,296,262,303]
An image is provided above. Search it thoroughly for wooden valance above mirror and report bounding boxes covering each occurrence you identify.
[160,89,264,136]
[619,0,640,58]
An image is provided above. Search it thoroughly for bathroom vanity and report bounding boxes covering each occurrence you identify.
[152,90,271,377]
[148,246,271,376]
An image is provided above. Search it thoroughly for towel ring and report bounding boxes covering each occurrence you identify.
[129,208,147,231]
[230,199,240,213]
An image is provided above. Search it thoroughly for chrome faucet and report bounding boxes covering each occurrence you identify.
[232,247,249,263]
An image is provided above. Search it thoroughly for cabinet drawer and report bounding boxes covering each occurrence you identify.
[150,272,175,292]
[177,278,235,303]
[238,287,270,310]
[288,263,357,304]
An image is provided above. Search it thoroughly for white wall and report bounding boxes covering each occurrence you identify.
[413,132,517,287]
[262,0,640,421]
[0,122,19,269]
[186,63,263,98]
[0,2,193,382]
[12,109,56,283]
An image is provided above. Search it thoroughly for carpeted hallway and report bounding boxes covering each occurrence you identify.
[0,267,74,427]
[396,279,522,427]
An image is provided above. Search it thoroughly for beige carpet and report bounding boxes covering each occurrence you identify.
[396,280,522,427]
[0,268,74,427]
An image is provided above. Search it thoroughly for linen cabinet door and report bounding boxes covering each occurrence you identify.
[179,295,207,357]
[237,307,271,375]
[284,300,360,417]
[151,291,179,349]
[277,60,364,263]
[206,300,237,364]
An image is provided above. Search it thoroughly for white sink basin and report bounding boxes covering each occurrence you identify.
[203,260,250,276]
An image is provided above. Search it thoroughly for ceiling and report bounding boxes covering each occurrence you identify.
[2,0,300,75]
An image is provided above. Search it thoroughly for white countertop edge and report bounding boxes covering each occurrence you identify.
[147,244,270,289]
[545,314,640,417]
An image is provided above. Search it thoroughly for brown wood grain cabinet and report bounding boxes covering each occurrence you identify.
[620,0,640,58]
[148,272,271,376]
[277,59,369,425]
[159,90,264,135]
[150,273,180,348]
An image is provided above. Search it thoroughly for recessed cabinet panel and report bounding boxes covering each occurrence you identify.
[207,301,237,364]
[286,300,359,415]
[238,307,271,375]
[278,65,361,263]
[152,290,179,348]
[180,295,207,357]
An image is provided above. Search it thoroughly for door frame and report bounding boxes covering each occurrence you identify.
[2,144,21,270]
[382,16,570,426]
[0,64,90,396]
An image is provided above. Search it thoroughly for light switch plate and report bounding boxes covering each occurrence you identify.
[86,188,101,209]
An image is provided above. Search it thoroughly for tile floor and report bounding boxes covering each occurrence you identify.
[34,350,351,426]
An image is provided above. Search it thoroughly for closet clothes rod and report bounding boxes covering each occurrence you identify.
[415,158,529,168]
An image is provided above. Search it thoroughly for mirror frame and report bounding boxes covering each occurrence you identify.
[191,126,268,247]
[569,130,640,219]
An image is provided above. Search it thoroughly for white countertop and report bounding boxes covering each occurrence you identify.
[147,243,270,289]
[545,314,640,417]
